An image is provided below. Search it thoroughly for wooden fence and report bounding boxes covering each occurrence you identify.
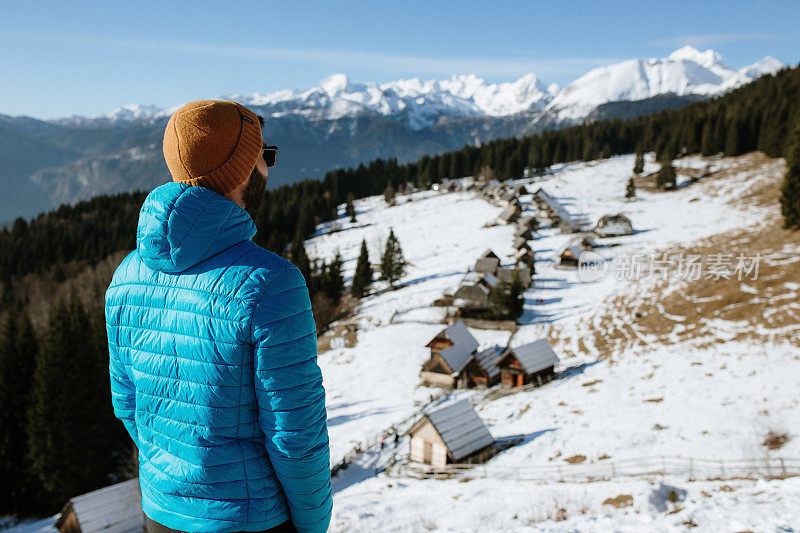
[387,456,800,483]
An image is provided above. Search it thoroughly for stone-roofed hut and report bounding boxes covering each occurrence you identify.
[460,346,503,388]
[407,400,494,468]
[497,339,560,387]
[421,321,480,387]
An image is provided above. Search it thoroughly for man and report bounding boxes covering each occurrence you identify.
[106,100,332,533]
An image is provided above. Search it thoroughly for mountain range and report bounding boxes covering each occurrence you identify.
[0,46,782,222]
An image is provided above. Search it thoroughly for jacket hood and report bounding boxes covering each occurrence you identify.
[136,182,256,273]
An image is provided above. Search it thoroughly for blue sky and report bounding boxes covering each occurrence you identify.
[1,0,798,119]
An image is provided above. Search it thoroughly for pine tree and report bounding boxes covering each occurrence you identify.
[289,235,312,283]
[655,153,676,190]
[625,177,637,200]
[351,239,372,298]
[781,113,800,228]
[383,184,396,206]
[633,150,645,175]
[27,298,123,511]
[380,229,407,289]
[0,311,39,514]
[325,251,345,304]
[345,193,357,223]
[508,270,525,319]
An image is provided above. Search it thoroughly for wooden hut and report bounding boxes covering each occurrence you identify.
[56,478,141,533]
[496,208,520,225]
[514,248,534,267]
[496,265,532,288]
[497,339,560,388]
[594,213,634,237]
[559,244,584,268]
[514,227,533,240]
[407,400,494,468]
[453,272,498,310]
[518,216,539,231]
[459,346,503,388]
[421,321,480,387]
[474,254,500,275]
[513,236,531,252]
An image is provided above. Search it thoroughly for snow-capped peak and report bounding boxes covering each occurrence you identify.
[320,74,350,95]
[668,46,726,69]
[547,47,783,121]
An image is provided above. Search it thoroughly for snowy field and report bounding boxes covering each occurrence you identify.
[307,153,799,531]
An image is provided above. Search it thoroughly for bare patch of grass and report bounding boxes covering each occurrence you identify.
[564,454,586,464]
[762,430,790,450]
[602,494,633,508]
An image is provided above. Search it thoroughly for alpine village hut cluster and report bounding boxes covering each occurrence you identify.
[420,320,560,390]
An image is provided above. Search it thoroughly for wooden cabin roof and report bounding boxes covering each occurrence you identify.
[496,266,532,286]
[474,256,500,274]
[479,249,499,260]
[501,339,560,374]
[426,320,479,351]
[412,400,494,461]
[57,478,141,533]
[473,346,503,379]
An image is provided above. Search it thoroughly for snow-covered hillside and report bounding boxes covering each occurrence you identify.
[90,47,780,130]
[303,152,799,531]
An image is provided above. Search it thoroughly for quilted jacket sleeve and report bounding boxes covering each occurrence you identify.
[252,266,332,533]
[107,321,139,447]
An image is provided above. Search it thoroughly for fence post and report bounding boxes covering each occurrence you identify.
[661,456,666,475]
[781,458,786,477]
[611,462,616,477]
[689,458,694,480]
[720,460,725,478]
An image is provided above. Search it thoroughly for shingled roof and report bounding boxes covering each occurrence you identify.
[474,256,500,274]
[423,400,494,461]
[473,346,503,379]
[504,339,559,374]
[427,320,479,350]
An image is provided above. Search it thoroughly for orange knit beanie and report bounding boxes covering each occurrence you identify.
[163,100,263,197]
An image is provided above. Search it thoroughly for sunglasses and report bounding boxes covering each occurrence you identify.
[261,144,278,167]
[252,115,277,167]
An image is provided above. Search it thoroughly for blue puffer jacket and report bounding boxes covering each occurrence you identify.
[106,182,332,533]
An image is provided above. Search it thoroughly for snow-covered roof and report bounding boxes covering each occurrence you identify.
[425,400,494,461]
[474,346,503,379]
[58,478,141,533]
[505,339,560,374]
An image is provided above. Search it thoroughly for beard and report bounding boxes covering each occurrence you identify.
[242,166,268,220]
